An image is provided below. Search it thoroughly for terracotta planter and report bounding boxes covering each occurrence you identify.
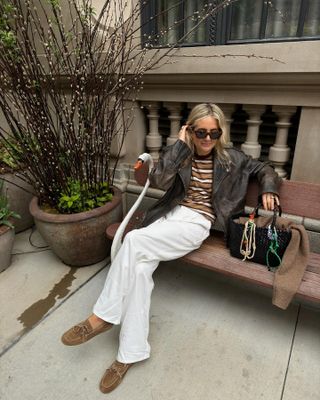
[29,188,123,266]
[0,225,15,272]
[1,172,34,233]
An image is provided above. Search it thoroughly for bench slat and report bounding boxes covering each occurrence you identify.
[183,235,274,288]
[106,211,144,240]
[182,235,320,304]
[306,253,320,274]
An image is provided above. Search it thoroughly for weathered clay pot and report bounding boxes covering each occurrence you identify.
[1,172,34,233]
[29,188,123,266]
[0,225,15,272]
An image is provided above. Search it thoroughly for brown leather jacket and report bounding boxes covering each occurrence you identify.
[142,140,281,233]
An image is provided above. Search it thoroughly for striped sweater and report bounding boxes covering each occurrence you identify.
[180,153,216,224]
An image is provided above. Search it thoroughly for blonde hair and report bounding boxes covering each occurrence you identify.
[185,103,231,167]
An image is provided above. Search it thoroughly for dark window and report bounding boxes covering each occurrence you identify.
[142,0,320,46]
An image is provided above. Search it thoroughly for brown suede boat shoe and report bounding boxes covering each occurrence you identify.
[99,360,133,393]
[61,318,113,346]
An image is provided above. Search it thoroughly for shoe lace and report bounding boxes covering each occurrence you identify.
[110,363,128,378]
[73,323,90,340]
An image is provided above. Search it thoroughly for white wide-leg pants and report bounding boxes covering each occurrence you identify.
[93,205,211,363]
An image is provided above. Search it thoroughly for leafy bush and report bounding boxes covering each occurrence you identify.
[0,139,21,172]
[57,179,113,214]
[0,180,20,228]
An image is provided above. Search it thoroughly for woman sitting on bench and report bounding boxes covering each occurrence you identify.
[61,103,281,394]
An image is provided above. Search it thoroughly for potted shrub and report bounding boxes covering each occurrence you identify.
[0,180,20,272]
[0,139,34,232]
[0,0,236,266]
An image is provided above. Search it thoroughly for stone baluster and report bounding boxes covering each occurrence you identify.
[164,102,182,146]
[241,105,265,159]
[142,101,162,161]
[269,106,296,178]
[220,103,235,147]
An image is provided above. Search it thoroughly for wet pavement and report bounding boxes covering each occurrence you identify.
[0,228,106,355]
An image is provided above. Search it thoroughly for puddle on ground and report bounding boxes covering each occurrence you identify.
[17,267,78,330]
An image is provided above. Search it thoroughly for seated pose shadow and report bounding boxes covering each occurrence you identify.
[61,103,281,394]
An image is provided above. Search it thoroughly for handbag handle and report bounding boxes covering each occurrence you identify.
[251,203,282,218]
[250,204,282,230]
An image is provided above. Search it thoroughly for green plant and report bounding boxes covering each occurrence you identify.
[0,138,21,171]
[0,180,20,228]
[57,179,113,214]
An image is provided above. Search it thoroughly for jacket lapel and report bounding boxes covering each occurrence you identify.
[213,153,230,194]
[179,161,191,195]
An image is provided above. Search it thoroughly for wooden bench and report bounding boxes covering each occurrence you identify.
[107,167,320,308]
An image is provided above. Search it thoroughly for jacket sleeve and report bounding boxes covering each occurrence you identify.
[149,139,192,190]
[244,155,282,196]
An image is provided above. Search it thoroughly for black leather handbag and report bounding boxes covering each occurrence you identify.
[227,205,292,270]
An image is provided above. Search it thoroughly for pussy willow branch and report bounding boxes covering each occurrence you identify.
[0,0,281,207]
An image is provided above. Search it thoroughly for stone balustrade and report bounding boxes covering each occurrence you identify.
[137,101,298,179]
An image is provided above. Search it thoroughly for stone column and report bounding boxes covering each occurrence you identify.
[220,103,235,148]
[142,101,162,161]
[110,100,127,160]
[291,106,320,184]
[268,106,296,178]
[121,101,147,164]
[164,102,182,146]
[111,101,147,194]
[241,105,265,159]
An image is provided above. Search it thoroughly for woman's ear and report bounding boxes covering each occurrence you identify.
[187,127,193,141]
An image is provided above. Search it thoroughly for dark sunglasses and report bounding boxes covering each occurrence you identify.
[192,128,222,140]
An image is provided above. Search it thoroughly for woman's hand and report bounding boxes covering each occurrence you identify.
[262,192,280,211]
[178,125,189,142]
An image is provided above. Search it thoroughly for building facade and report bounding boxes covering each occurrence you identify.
[115,0,320,191]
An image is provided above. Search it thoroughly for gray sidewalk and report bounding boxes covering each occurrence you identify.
[1,228,320,400]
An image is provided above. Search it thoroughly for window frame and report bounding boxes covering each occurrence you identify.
[224,0,320,45]
[141,0,320,47]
